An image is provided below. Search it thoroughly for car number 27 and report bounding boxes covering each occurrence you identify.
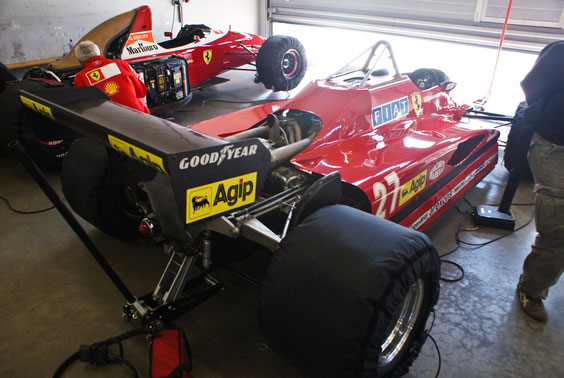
[372,171,400,218]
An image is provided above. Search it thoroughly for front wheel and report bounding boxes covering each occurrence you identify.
[256,35,307,92]
[259,205,440,377]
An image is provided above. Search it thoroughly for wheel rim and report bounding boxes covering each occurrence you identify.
[281,49,299,78]
[379,279,425,367]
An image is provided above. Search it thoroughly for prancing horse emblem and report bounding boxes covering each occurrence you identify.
[203,50,212,65]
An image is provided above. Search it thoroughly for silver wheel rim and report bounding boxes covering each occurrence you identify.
[379,279,424,366]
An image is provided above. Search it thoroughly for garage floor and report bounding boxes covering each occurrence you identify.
[1,30,563,377]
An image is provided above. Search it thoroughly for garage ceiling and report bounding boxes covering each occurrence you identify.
[268,0,564,52]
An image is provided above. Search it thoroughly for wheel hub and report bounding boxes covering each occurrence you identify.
[379,279,425,367]
[281,49,299,78]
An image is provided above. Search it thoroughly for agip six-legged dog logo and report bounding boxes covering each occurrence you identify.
[192,195,210,212]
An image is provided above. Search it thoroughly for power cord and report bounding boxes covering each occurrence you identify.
[52,328,150,378]
[438,196,534,283]
[0,195,54,214]
[424,309,441,378]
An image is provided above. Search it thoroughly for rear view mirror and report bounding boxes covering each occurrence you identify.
[442,81,457,92]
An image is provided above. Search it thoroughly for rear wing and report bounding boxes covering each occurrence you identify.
[19,87,272,225]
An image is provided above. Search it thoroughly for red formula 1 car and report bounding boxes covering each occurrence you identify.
[1,5,306,164]
[15,41,498,377]
[46,5,307,113]
[187,40,500,231]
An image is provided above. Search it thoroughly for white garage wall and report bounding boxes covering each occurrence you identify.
[0,0,259,65]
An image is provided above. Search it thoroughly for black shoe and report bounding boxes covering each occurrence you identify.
[517,278,548,322]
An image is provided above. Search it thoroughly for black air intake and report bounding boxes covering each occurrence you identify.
[448,135,486,166]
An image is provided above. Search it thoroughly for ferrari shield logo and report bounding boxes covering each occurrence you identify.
[203,50,212,65]
[89,70,102,82]
[410,92,422,117]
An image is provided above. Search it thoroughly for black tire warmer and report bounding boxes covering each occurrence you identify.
[256,35,307,92]
[259,205,440,377]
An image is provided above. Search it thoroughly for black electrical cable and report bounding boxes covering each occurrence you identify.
[439,195,535,282]
[440,260,465,282]
[108,351,138,378]
[52,352,80,378]
[0,195,54,214]
[52,328,149,378]
[428,333,442,378]
[424,309,441,378]
[457,213,534,248]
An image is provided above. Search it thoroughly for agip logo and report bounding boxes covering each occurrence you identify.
[399,170,427,206]
[186,172,257,223]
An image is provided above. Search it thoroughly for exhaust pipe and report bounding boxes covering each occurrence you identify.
[224,126,269,142]
[270,138,311,168]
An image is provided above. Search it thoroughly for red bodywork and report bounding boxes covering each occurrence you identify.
[48,6,265,90]
[188,43,499,231]
[117,6,264,88]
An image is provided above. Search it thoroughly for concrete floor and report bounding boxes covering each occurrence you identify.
[1,32,563,377]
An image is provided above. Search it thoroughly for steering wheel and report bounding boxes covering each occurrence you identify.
[409,68,449,90]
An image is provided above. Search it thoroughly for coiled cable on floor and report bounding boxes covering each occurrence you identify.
[439,196,534,283]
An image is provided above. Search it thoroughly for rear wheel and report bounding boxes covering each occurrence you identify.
[256,35,307,92]
[259,205,440,377]
[62,138,150,240]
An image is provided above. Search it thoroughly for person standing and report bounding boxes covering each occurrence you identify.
[517,41,564,322]
[73,40,150,114]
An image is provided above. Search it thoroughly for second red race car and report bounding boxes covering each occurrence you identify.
[35,5,307,114]
[1,5,306,165]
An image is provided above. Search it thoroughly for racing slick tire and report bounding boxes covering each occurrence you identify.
[61,138,149,240]
[259,205,440,377]
[256,35,307,92]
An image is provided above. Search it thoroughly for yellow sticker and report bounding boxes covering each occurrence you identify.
[410,92,422,117]
[104,81,119,95]
[203,49,212,65]
[89,70,101,82]
[107,134,168,175]
[20,96,55,121]
[186,172,257,224]
[399,170,427,206]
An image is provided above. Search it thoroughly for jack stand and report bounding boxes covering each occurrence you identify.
[9,140,147,315]
[473,169,520,230]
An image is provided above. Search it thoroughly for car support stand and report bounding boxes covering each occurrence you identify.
[9,139,224,328]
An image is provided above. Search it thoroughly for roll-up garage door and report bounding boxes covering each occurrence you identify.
[268,0,564,52]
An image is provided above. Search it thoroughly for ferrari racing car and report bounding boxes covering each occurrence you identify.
[43,5,307,113]
[14,41,500,376]
[1,5,307,165]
